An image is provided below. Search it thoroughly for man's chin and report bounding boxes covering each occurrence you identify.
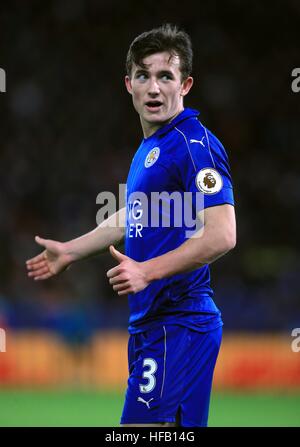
[143,112,171,124]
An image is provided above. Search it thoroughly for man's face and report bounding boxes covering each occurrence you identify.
[125,52,193,137]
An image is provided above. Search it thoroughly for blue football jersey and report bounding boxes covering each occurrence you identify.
[125,108,234,334]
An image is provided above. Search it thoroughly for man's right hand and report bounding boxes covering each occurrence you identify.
[26,236,73,280]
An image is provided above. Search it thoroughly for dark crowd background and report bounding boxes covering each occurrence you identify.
[0,0,299,342]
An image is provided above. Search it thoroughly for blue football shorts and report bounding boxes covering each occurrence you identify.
[120,324,222,426]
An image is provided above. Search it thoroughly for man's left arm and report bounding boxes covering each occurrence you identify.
[107,204,236,295]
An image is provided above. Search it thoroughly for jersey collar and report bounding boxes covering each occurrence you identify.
[143,108,200,141]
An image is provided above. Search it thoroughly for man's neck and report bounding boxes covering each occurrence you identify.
[141,107,184,139]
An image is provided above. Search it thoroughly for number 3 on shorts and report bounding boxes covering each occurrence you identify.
[139,358,157,393]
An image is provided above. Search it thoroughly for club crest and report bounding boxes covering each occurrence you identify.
[145,147,160,168]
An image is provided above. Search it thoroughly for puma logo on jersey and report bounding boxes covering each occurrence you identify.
[137,396,154,409]
[190,136,205,147]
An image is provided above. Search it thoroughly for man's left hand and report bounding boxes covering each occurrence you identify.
[107,245,150,295]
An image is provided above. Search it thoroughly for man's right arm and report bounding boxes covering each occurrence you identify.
[65,207,126,262]
[26,207,126,280]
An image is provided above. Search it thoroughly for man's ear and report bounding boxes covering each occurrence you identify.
[180,76,193,97]
[125,75,133,95]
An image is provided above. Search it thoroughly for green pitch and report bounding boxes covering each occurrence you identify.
[0,389,299,427]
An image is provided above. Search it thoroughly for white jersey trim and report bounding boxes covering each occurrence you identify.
[160,325,167,398]
[174,126,197,172]
[199,122,216,169]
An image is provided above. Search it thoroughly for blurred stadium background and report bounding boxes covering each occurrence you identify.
[0,0,299,426]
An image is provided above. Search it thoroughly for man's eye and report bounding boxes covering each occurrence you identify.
[161,74,172,81]
[136,73,147,81]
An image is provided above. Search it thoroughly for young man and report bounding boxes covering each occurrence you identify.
[26,24,236,427]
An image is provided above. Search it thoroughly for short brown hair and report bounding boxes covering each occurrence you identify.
[126,24,193,80]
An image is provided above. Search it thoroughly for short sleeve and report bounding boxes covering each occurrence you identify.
[175,126,235,210]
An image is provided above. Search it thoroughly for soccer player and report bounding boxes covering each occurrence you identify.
[26,24,236,427]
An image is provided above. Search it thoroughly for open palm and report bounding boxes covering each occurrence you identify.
[26,236,72,280]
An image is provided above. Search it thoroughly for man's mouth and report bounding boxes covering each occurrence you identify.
[145,101,163,111]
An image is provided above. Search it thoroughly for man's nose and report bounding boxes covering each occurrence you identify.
[148,78,160,96]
